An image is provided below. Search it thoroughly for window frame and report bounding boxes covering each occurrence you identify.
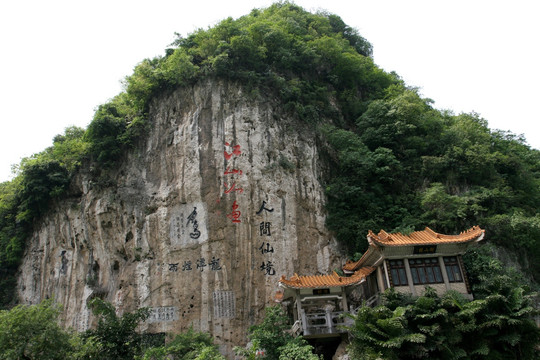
[388,259,408,286]
[408,257,444,285]
[443,256,463,283]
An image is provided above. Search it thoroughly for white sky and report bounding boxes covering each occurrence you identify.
[1,0,539,182]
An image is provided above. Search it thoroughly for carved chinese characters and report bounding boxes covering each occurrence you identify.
[257,200,276,276]
[154,257,223,274]
[224,142,244,223]
[169,203,208,248]
[213,291,236,318]
[147,306,178,323]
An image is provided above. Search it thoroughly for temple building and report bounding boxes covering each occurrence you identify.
[276,226,485,338]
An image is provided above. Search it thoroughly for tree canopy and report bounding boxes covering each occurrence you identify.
[323,88,540,283]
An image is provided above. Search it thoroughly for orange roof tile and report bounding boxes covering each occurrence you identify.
[343,259,362,273]
[342,245,380,273]
[279,267,375,289]
[368,226,485,247]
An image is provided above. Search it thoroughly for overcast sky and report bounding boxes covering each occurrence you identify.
[1,0,538,182]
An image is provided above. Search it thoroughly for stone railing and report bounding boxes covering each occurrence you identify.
[290,320,303,337]
[301,310,351,336]
[365,294,380,308]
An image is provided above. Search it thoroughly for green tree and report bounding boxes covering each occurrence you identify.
[347,261,540,360]
[0,179,23,269]
[84,101,128,166]
[235,306,318,360]
[16,160,70,223]
[84,298,151,360]
[124,2,395,125]
[0,299,75,360]
[139,327,224,360]
[46,126,90,174]
[461,247,540,359]
[245,306,294,360]
[347,301,425,360]
[278,339,322,360]
[419,182,471,233]
[456,279,539,359]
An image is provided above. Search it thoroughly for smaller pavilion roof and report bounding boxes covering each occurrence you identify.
[279,267,375,289]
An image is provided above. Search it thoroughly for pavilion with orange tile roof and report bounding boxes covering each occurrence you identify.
[277,226,485,338]
[279,267,376,289]
[343,226,485,273]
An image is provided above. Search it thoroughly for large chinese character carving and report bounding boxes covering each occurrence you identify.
[259,242,274,254]
[209,256,222,271]
[224,182,244,194]
[196,258,207,272]
[224,142,241,160]
[224,167,243,176]
[227,201,241,223]
[259,222,272,236]
[182,261,192,271]
[168,263,179,272]
[260,261,276,276]
[186,207,201,239]
[256,200,274,214]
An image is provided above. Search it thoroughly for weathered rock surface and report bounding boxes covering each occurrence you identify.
[17,79,343,356]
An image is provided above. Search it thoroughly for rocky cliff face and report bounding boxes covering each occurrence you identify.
[17,79,343,355]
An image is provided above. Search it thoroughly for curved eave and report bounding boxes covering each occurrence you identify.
[279,267,375,289]
[368,226,485,248]
[343,245,380,273]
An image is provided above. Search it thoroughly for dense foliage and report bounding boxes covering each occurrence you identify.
[123,2,392,124]
[323,89,540,281]
[0,127,87,308]
[139,327,225,360]
[348,248,540,359]
[83,298,152,360]
[234,306,320,360]
[0,298,224,360]
[0,299,98,360]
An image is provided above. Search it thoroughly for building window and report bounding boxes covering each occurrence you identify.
[444,256,463,282]
[313,288,330,295]
[409,258,443,285]
[388,260,408,286]
[381,267,389,290]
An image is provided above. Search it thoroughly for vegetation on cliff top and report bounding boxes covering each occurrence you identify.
[0,1,539,311]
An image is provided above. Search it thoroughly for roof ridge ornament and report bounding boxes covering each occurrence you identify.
[424,227,439,238]
[378,229,391,241]
[367,230,376,245]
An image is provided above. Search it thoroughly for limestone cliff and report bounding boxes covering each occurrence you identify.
[17,79,342,355]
